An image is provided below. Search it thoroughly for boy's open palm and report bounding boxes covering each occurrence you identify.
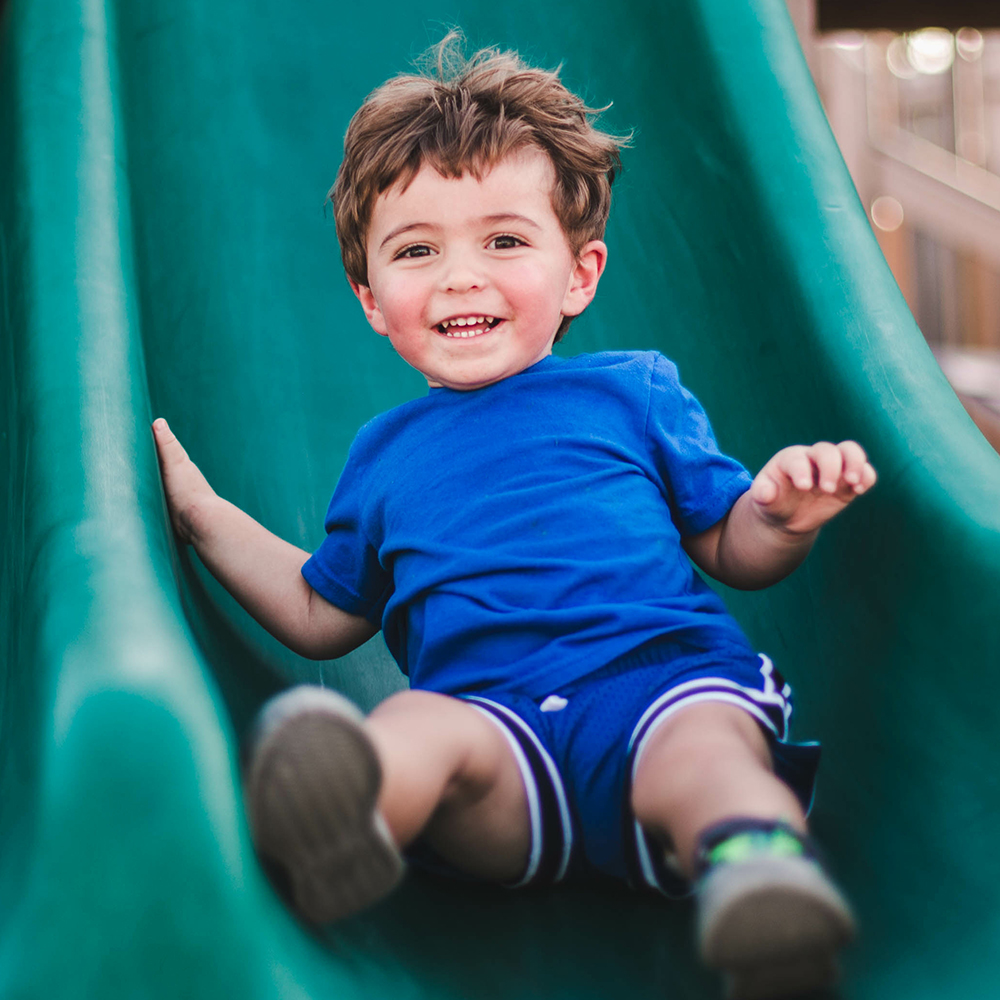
[749,441,876,536]
[152,418,218,544]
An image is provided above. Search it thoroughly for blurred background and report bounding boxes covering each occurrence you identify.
[786,0,1000,449]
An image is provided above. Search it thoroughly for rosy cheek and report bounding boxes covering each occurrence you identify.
[376,283,416,322]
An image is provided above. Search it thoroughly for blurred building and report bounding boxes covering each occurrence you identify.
[787,0,1000,447]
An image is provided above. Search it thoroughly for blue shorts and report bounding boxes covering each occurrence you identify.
[411,646,821,897]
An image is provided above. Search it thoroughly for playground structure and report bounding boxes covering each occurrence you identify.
[2,0,1000,997]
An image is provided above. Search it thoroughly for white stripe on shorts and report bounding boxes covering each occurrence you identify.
[465,696,574,883]
[467,703,544,887]
[628,657,789,755]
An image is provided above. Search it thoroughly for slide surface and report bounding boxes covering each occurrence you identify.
[2,0,1000,997]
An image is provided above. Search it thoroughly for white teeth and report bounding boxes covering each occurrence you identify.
[441,315,495,330]
[438,315,499,338]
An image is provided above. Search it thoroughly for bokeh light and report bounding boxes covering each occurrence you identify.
[871,195,905,232]
[906,29,955,75]
[830,31,865,52]
[886,36,917,80]
[956,27,985,62]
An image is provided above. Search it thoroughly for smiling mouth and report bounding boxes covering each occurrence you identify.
[436,315,503,338]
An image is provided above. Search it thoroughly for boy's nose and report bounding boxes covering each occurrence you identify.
[439,253,487,293]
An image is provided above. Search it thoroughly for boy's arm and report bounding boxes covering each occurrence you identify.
[152,419,377,659]
[682,440,876,590]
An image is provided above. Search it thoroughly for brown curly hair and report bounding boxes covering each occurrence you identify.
[330,33,629,340]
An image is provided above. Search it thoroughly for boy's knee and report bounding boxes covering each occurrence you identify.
[367,689,516,788]
[368,687,446,719]
[369,688,489,737]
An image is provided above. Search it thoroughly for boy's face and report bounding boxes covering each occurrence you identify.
[351,148,606,391]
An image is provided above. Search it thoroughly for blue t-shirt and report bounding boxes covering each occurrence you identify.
[302,351,757,698]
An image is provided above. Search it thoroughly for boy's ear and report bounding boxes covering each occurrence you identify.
[562,240,608,318]
[349,279,389,337]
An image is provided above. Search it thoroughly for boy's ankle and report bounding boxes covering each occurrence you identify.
[694,817,814,879]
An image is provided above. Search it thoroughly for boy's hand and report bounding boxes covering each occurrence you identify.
[152,418,377,659]
[749,441,876,536]
[152,418,219,544]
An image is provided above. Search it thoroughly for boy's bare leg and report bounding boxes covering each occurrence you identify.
[366,690,531,882]
[631,701,853,1000]
[629,701,804,875]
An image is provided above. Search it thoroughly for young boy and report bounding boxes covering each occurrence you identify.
[154,39,874,999]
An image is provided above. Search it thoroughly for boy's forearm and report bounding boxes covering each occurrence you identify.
[184,495,372,658]
[152,419,374,658]
[699,491,817,590]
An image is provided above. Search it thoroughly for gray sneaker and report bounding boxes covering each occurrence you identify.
[243,685,404,924]
[697,851,855,999]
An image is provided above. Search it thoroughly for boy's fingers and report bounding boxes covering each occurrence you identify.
[152,417,176,450]
[840,443,878,495]
[855,461,878,494]
[750,472,779,505]
[807,441,843,493]
[760,441,876,517]
[775,446,815,491]
[152,418,191,467]
[837,440,868,485]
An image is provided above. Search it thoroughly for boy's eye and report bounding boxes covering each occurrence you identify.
[489,234,526,250]
[394,244,433,259]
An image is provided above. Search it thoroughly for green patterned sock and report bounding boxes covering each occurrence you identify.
[695,818,813,878]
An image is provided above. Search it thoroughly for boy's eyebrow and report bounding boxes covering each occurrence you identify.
[481,212,542,231]
[379,222,435,251]
[378,213,543,252]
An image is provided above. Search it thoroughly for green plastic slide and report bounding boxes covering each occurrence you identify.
[2,0,999,996]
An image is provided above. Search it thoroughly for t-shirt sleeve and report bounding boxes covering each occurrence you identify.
[300,443,392,627]
[644,354,752,536]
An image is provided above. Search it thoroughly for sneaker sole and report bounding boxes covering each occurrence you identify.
[244,686,405,924]
[698,856,856,1000]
